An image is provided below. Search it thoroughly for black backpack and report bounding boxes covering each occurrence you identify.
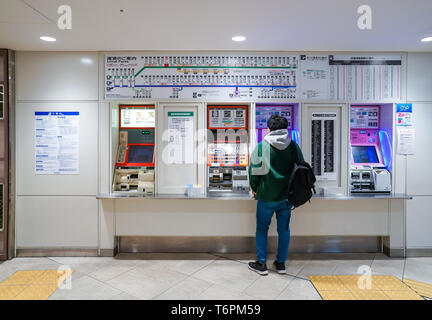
[287,142,316,208]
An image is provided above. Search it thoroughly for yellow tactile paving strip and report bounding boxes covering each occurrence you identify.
[0,269,74,300]
[309,275,424,300]
[403,278,432,299]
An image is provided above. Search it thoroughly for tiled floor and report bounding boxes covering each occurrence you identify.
[0,253,431,300]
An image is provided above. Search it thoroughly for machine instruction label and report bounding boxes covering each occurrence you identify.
[167,111,195,164]
[311,111,339,181]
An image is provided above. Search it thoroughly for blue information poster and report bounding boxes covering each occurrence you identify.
[34,111,79,174]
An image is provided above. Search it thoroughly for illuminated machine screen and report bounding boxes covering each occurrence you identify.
[120,106,155,128]
[127,145,154,165]
[256,105,293,129]
[352,146,379,164]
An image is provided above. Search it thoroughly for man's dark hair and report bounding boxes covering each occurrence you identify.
[267,115,288,131]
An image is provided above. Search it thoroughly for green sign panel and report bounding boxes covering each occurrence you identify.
[168,111,194,117]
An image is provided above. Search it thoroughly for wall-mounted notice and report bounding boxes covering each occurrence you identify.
[311,111,339,181]
[396,103,413,127]
[167,111,195,164]
[34,112,79,174]
[396,104,415,155]
[329,55,402,101]
[397,128,415,155]
[300,55,329,99]
[105,54,298,101]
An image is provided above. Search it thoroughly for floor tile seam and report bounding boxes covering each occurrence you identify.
[132,255,220,278]
[208,252,311,281]
[150,257,228,300]
[150,273,196,300]
[147,259,217,300]
[88,264,140,283]
[272,275,297,300]
[102,257,218,300]
[79,272,140,299]
[402,257,407,281]
[193,281,257,300]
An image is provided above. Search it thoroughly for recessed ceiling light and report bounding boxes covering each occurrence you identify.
[232,36,246,42]
[421,36,432,42]
[40,36,56,42]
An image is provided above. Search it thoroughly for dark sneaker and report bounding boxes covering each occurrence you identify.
[248,261,268,276]
[273,261,286,274]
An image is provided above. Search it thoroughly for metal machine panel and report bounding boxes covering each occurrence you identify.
[207,105,250,193]
[349,105,392,193]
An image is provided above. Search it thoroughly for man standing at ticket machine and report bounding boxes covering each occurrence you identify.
[248,115,304,276]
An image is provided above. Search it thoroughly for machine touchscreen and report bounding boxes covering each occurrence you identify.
[127,145,154,164]
[352,146,379,164]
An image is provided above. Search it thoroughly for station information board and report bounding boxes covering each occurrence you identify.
[105,54,402,102]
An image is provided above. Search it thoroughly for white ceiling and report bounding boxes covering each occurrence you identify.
[0,0,431,52]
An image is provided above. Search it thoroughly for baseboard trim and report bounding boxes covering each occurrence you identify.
[99,249,115,257]
[16,248,99,257]
[118,236,382,254]
[383,245,405,257]
[406,248,432,257]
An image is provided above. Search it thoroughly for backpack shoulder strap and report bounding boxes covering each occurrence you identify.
[290,141,299,164]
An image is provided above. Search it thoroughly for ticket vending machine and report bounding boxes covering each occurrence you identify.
[349,105,393,193]
[207,105,250,194]
[113,105,156,194]
[255,104,299,145]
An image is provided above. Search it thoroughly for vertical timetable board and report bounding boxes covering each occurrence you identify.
[329,55,402,101]
[207,106,248,130]
[105,54,299,101]
[350,106,380,129]
[311,111,339,181]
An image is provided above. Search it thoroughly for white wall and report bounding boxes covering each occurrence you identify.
[15,52,100,250]
[405,53,432,250]
[13,50,432,255]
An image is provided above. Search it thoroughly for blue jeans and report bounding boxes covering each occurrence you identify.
[256,199,292,264]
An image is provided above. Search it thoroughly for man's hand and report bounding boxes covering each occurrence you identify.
[252,191,256,199]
